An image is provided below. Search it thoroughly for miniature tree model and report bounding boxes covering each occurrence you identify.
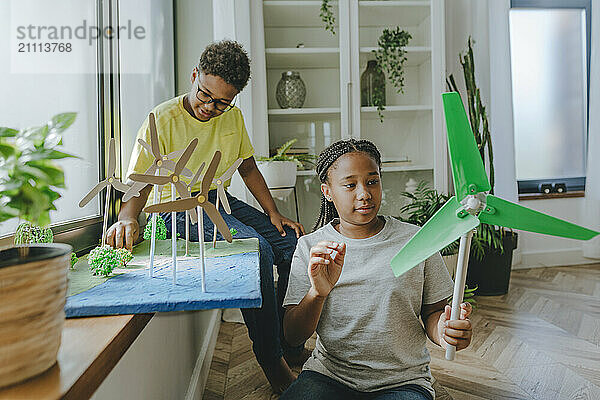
[211,158,243,248]
[129,138,199,283]
[79,138,130,245]
[14,222,53,244]
[143,214,167,241]
[145,151,233,292]
[391,92,599,361]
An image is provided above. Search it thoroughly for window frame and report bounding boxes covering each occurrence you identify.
[510,0,592,195]
[0,0,121,255]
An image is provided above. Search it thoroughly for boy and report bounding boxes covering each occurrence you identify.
[106,40,304,393]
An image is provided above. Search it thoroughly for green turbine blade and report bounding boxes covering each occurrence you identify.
[391,196,480,277]
[442,92,491,200]
[479,195,599,240]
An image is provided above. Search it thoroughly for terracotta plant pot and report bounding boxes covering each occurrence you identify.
[0,243,71,388]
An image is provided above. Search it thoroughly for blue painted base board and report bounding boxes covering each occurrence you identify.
[65,248,261,318]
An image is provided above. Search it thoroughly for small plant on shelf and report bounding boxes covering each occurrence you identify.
[256,139,316,169]
[372,27,412,122]
[320,0,335,34]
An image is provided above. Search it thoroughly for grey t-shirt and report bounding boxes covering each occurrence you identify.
[283,216,454,398]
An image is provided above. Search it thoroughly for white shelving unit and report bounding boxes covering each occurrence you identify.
[248,0,446,225]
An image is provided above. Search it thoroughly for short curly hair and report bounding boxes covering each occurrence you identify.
[198,40,251,92]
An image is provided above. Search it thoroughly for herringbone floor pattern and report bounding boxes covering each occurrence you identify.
[203,264,600,400]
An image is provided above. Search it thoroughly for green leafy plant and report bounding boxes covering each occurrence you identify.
[372,27,412,121]
[320,0,335,34]
[398,181,458,256]
[14,222,54,244]
[447,37,507,260]
[143,215,168,240]
[448,285,478,310]
[0,113,77,227]
[256,139,316,168]
[88,245,133,276]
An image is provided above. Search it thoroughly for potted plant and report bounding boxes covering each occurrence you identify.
[370,27,412,121]
[319,2,411,122]
[0,113,77,388]
[447,37,518,296]
[398,181,459,276]
[397,181,477,309]
[256,138,315,200]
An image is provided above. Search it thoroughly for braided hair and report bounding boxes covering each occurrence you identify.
[313,138,382,231]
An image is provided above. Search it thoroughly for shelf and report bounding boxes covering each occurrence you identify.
[360,47,431,66]
[361,105,432,113]
[268,107,341,115]
[264,1,338,28]
[359,1,430,6]
[382,164,432,172]
[266,48,340,69]
[358,1,430,26]
[297,169,317,176]
[297,164,433,176]
[264,0,324,5]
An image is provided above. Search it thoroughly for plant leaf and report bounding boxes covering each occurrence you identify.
[0,127,18,138]
[49,112,77,133]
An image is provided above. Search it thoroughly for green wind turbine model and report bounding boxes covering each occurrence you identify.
[391,92,599,361]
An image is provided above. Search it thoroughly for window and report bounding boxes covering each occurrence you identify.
[0,0,102,246]
[510,0,591,194]
[0,0,174,252]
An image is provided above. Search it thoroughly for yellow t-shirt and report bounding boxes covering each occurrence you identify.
[125,95,255,206]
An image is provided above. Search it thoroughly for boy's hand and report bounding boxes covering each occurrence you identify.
[307,241,346,298]
[106,218,139,251]
[269,211,305,238]
[437,302,472,351]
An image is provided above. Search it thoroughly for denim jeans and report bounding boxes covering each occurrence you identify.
[160,189,302,366]
[280,371,434,400]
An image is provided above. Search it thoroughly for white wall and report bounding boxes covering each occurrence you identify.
[92,310,221,400]
[175,0,214,95]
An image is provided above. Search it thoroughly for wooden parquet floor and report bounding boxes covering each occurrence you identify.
[203,264,600,400]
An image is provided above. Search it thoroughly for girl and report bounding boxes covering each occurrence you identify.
[281,139,473,400]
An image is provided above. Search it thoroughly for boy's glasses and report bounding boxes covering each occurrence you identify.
[195,85,236,112]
